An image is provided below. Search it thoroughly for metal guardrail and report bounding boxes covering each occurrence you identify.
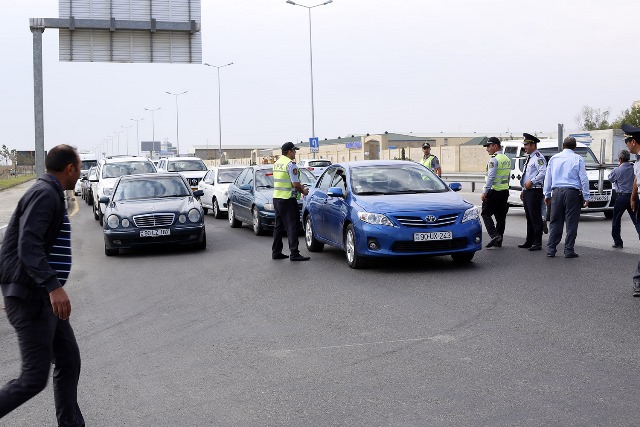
[441,173,485,192]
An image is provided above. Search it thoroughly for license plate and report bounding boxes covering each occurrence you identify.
[140,229,170,237]
[414,231,452,241]
[590,194,610,202]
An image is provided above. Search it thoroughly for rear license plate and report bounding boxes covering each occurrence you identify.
[140,229,170,237]
[414,231,452,241]
[590,194,610,202]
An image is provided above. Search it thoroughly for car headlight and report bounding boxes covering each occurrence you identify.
[107,215,120,229]
[357,212,394,227]
[102,187,112,196]
[178,214,187,223]
[121,218,130,227]
[263,202,274,211]
[462,207,479,223]
[188,208,201,223]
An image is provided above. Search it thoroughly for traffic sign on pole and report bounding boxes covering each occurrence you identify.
[309,137,319,153]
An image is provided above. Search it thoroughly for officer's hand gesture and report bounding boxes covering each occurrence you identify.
[481,192,487,202]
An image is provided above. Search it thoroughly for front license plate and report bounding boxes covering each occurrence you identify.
[140,229,170,237]
[414,231,452,241]
[590,194,610,202]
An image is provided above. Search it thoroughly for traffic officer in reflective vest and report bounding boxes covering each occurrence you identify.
[623,124,640,296]
[481,137,511,248]
[518,133,547,251]
[420,142,441,176]
[272,141,310,261]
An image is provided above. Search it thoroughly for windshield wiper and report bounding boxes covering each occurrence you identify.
[256,185,273,189]
[356,191,386,195]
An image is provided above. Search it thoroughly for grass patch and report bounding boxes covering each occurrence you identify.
[0,174,36,190]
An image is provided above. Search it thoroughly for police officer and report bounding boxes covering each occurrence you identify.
[481,137,511,248]
[272,141,310,261]
[518,133,547,251]
[420,143,441,176]
[543,136,589,258]
[622,124,640,296]
[608,148,640,249]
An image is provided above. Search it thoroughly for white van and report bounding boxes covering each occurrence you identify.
[502,138,614,218]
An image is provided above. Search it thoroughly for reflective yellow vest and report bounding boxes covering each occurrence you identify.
[273,156,297,199]
[486,153,510,191]
[420,155,435,170]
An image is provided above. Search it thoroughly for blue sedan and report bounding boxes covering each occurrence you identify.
[302,160,482,268]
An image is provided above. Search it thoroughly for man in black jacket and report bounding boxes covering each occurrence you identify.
[0,145,84,426]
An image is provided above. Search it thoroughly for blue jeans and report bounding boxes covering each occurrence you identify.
[611,192,640,246]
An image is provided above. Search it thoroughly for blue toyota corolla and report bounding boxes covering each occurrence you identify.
[302,160,482,268]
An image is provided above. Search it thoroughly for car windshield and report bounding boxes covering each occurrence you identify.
[167,160,207,172]
[538,147,600,167]
[255,169,274,188]
[102,161,155,178]
[81,160,97,170]
[308,160,331,168]
[113,177,191,201]
[217,168,244,184]
[351,165,448,195]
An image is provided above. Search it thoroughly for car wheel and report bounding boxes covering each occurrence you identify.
[194,230,207,250]
[105,245,118,256]
[252,207,266,235]
[451,251,475,263]
[305,215,324,252]
[202,207,209,215]
[213,198,224,219]
[344,224,366,269]
[228,202,241,228]
[87,192,93,205]
[98,208,104,226]
[604,210,613,219]
[93,202,99,220]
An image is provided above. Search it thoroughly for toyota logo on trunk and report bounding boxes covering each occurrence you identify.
[425,215,437,222]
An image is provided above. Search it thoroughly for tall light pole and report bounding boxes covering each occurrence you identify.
[114,130,124,155]
[145,107,161,159]
[204,62,233,164]
[166,91,188,155]
[121,125,132,155]
[130,117,144,156]
[286,0,333,159]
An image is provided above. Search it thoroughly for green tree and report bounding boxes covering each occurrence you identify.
[575,106,611,130]
[612,103,640,128]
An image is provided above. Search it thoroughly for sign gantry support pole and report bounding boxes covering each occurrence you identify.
[31,22,45,175]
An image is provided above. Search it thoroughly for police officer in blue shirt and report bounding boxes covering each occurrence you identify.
[622,124,640,296]
[518,133,547,251]
[608,149,640,248]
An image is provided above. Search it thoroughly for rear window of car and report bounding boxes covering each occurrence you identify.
[217,168,244,184]
[102,161,156,178]
[308,160,331,167]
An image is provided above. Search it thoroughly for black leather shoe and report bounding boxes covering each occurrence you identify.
[612,244,624,249]
[485,235,501,248]
[633,283,640,297]
[272,253,289,260]
[290,254,310,261]
[528,245,542,251]
[565,253,579,258]
[518,243,532,249]
[546,252,555,257]
[542,221,548,234]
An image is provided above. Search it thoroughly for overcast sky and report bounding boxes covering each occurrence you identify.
[1,0,638,155]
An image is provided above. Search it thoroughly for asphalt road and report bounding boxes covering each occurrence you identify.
[2,193,640,426]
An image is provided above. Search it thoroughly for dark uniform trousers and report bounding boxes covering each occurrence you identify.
[272,197,301,257]
[0,290,84,426]
[547,187,581,256]
[611,191,640,246]
[481,189,509,239]
[523,188,544,246]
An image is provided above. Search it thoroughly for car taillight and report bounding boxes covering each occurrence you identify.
[307,167,314,171]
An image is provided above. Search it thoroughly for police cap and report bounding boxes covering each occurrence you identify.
[523,133,540,144]
[622,124,640,141]
[483,136,501,147]
[281,141,300,154]
[422,142,431,149]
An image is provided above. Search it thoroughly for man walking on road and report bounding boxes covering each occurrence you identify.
[608,149,640,249]
[481,137,511,248]
[518,133,547,251]
[622,125,640,296]
[0,145,84,426]
[543,136,589,258]
[272,142,310,261]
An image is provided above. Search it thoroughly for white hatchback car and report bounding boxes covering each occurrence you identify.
[198,165,245,218]
[296,158,332,178]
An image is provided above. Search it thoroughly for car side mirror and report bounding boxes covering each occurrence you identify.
[239,184,252,191]
[192,190,204,197]
[327,187,344,198]
[99,196,110,204]
[449,182,462,192]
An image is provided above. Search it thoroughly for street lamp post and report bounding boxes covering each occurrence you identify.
[145,107,161,159]
[286,0,333,159]
[121,125,132,155]
[204,62,233,164]
[130,118,144,156]
[166,91,188,155]
[114,130,124,155]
